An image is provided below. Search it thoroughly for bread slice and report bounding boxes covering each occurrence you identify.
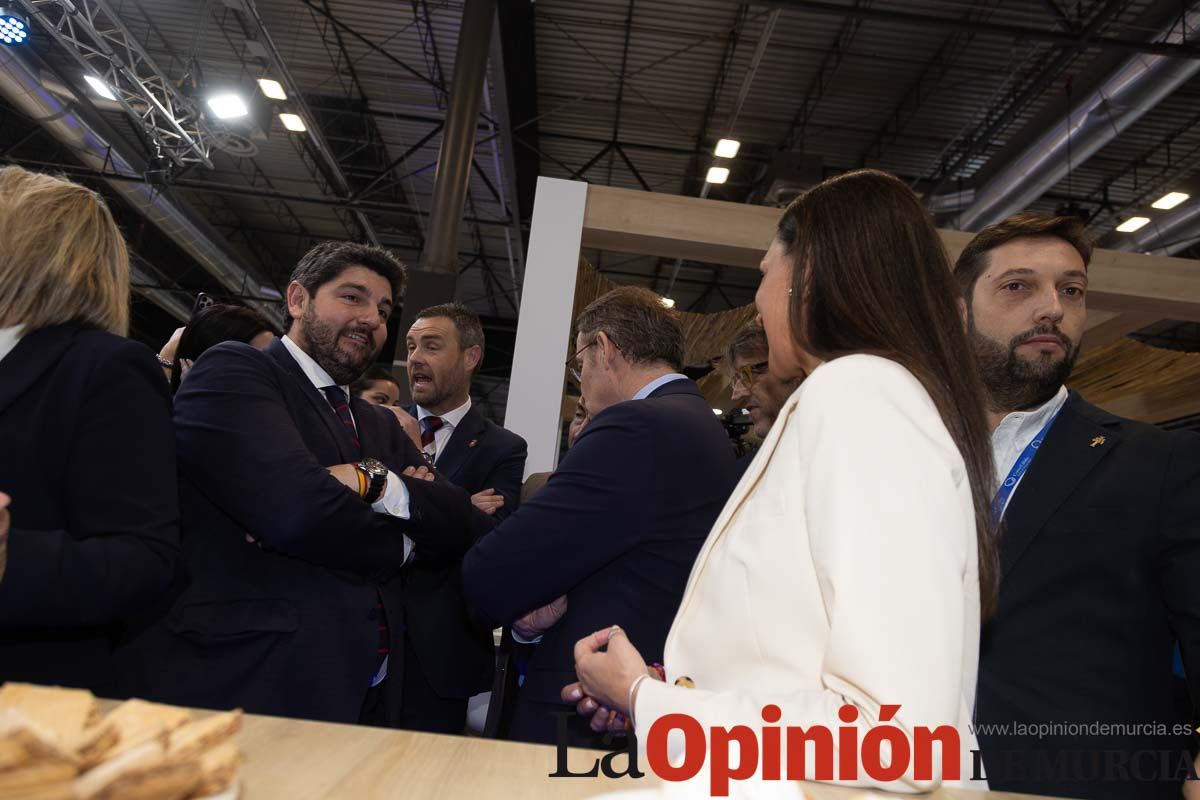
[166,710,242,762]
[0,777,76,800]
[101,699,192,758]
[0,683,98,745]
[193,739,241,796]
[74,738,201,800]
[0,759,78,796]
[70,721,119,769]
[0,708,79,770]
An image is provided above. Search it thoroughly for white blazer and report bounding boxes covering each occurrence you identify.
[634,354,986,793]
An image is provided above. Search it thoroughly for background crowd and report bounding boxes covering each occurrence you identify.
[1,164,1198,799]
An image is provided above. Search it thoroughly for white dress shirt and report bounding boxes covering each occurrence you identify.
[415,397,473,464]
[280,335,413,557]
[633,355,986,792]
[0,325,24,365]
[990,385,1069,494]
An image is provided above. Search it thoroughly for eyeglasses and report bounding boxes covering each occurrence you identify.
[565,335,620,383]
[566,339,597,383]
[731,360,769,390]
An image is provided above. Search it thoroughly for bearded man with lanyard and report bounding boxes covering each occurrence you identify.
[954,212,1200,800]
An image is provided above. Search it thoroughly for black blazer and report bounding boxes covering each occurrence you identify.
[407,403,527,523]
[0,324,179,694]
[122,339,493,725]
[977,392,1200,800]
[462,378,737,746]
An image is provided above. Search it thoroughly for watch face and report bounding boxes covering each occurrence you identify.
[361,458,389,478]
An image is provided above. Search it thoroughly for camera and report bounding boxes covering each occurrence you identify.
[720,408,753,457]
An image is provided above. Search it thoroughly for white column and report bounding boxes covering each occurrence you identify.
[504,177,587,478]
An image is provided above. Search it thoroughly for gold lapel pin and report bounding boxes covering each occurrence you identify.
[468,439,478,448]
[1090,436,1106,448]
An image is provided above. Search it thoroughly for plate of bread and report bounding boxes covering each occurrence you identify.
[0,683,242,800]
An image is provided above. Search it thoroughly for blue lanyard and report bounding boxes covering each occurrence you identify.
[991,409,1062,525]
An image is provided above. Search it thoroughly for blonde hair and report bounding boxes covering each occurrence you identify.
[0,166,130,336]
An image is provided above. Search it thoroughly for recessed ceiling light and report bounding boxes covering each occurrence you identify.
[706,166,729,185]
[207,93,249,120]
[1151,192,1189,210]
[714,138,740,159]
[1115,216,1150,233]
[660,297,675,309]
[257,78,286,101]
[279,113,306,133]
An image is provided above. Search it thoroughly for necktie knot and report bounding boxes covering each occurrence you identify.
[421,416,444,449]
[321,385,348,408]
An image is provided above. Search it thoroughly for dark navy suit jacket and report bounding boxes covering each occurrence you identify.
[977,392,1200,800]
[123,338,493,725]
[408,402,527,523]
[461,378,736,746]
[0,324,179,695]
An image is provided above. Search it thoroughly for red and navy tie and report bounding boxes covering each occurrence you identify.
[321,386,360,455]
[321,385,388,685]
[420,415,443,462]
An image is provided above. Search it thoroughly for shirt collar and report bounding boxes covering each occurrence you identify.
[0,325,24,366]
[281,334,346,395]
[993,385,1069,441]
[417,396,472,429]
[632,373,688,401]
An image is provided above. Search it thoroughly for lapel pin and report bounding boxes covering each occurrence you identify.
[1090,436,1106,448]
[468,439,478,448]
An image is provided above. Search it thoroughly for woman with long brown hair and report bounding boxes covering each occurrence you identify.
[0,166,179,694]
[562,169,996,792]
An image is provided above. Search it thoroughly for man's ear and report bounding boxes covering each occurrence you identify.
[598,331,619,369]
[286,281,308,327]
[464,344,482,373]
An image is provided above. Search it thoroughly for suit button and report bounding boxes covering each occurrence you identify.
[674,676,695,689]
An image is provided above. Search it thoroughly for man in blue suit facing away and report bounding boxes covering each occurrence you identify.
[462,286,737,748]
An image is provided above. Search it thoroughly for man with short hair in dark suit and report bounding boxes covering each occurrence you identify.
[462,286,737,748]
[956,213,1200,800]
[125,242,493,732]
[404,302,527,522]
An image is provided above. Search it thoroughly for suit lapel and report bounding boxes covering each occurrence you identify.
[435,405,486,481]
[265,339,359,463]
[999,393,1122,579]
[0,325,78,418]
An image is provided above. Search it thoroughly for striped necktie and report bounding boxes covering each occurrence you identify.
[321,386,360,456]
[321,386,386,684]
[420,416,444,460]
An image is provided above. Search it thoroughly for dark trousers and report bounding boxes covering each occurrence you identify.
[358,634,467,734]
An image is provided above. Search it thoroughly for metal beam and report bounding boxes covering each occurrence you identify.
[921,0,1127,203]
[241,0,381,246]
[19,0,213,168]
[0,157,514,227]
[778,0,871,153]
[732,0,1200,58]
[423,0,495,275]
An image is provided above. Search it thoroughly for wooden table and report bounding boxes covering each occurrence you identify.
[212,709,1056,799]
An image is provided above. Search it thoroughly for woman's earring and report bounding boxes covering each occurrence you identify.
[788,288,794,296]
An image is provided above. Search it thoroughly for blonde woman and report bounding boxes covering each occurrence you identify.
[0,166,179,694]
